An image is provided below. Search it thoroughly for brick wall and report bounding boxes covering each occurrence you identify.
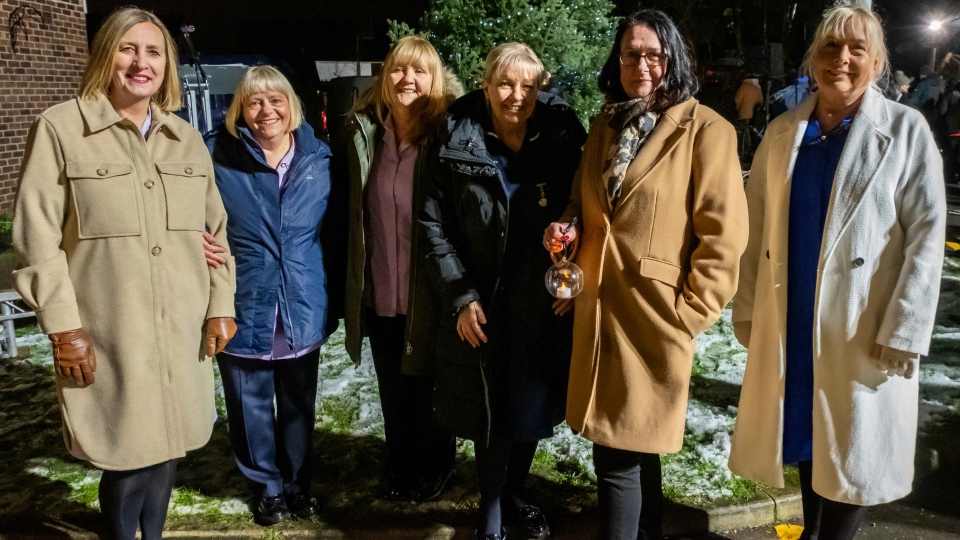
[0,0,87,213]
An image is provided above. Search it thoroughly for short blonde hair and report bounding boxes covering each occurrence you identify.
[225,66,304,138]
[482,43,547,88]
[802,6,889,87]
[352,36,450,146]
[80,8,181,112]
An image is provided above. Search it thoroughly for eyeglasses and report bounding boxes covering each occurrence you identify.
[620,51,666,67]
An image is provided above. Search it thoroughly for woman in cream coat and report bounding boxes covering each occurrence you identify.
[730,6,945,539]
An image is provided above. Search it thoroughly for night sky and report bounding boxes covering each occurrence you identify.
[84,0,959,76]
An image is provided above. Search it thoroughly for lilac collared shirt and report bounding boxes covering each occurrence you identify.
[367,115,417,317]
[232,135,324,360]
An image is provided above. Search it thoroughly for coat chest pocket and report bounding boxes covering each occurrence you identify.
[67,161,141,238]
[156,161,207,231]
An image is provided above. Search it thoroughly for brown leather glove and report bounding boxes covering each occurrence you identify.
[49,328,96,387]
[204,317,237,357]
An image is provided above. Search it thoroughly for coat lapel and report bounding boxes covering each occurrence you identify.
[821,87,891,263]
[614,100,696,213]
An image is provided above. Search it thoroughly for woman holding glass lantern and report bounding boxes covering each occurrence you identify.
[420,42,585,540]
[543,9,747,539]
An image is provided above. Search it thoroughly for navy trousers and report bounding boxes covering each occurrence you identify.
[217,350,320,497]
[593,444,664,540]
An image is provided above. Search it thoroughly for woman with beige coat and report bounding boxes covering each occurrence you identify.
[729,7,945,539]
[12,8,236,539]
[543,9,747,540]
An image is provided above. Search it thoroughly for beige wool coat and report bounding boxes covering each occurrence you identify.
[563,98,747,453]
[729,87,946,505]
[13,96,236,471]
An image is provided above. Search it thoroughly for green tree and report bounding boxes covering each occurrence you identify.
[389,0,618,124]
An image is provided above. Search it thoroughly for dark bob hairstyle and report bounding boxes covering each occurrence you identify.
[598,9,699,112]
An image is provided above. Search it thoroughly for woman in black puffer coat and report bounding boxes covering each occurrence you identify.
[419,43,585,540]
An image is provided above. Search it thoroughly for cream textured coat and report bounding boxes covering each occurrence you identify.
[729,87,946,505]
[563,98,748,453]
[13,96,236,470]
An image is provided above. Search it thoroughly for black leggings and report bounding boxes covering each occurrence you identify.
[797,461,867,540]
[474,440,539,535]
[98,459,178,540]
[592,444,663,540]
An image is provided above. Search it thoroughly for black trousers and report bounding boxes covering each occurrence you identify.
[366,309,455,484]
[99,459,178,540]
[797,461,867,540]
[217,350,320,497]
[592,444,664,540]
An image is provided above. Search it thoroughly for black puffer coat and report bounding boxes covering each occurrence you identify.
[419,90,586,444]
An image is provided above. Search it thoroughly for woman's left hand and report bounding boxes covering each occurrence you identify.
[202,232,227,268]
[553,298,574,316]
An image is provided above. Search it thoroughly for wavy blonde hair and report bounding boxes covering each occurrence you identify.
[351,36,450,146]
[80,8,181,112]
[482,42,547,88]
[225,66,304,138]
[802,6,889,87]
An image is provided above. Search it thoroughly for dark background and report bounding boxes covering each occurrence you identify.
[83,0,960,77]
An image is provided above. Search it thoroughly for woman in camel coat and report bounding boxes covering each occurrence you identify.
[544,9,747,539]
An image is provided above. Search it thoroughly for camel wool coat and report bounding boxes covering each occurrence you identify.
[12,96,236,471]
[729,87,946,505]
[563,98,747,453]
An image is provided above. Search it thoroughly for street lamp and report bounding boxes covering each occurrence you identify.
[926,15,959,70]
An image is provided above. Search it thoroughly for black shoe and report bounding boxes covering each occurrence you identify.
[286,492,319,519]
[515,505,549,539]
[417,467,455,502]
[376,475,417,502]
[253,494,290,526]
[476,527,507,540]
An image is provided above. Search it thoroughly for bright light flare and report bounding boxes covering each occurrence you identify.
[929,19,943,31]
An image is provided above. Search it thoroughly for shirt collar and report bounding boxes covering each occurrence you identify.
[383,113,414,154]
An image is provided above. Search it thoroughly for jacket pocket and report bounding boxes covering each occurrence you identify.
[639,257,684,288]
[67,161,141,238]
[157,161,207,231]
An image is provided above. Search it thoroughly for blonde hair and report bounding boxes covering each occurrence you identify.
[80,7,181,112]
[802,6,889,87]
[352,36,450,146]
[482,43,547,88]
[225,66,304,138]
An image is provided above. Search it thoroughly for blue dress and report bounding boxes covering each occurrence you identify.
[783,115,852,465]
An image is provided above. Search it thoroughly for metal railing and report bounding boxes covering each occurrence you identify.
[0,290,34,358]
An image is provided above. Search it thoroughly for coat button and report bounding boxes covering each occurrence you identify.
[853,257,864,267]
[151,246,162,256]
[145,180,155,188]
[96,168,107,176]
[405,343,413,355]
[765,250,770,259]
[184,167,194,174]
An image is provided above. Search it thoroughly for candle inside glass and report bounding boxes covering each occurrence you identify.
[557,285,571,298]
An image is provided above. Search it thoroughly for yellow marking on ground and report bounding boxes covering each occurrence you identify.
[947,241,960,251]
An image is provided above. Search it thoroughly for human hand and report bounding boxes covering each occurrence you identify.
[202,232,226,269]
[457,301,488,348]
[871,344,919,379]
[50,328,96,387]
[733,321,751,348]
[553,297,574,316]
[204,317,238,357]
[543,222,577,253]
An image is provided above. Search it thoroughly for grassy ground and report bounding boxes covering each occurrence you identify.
[3,259,959,534]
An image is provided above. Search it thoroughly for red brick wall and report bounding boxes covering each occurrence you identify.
[0,0,87,212]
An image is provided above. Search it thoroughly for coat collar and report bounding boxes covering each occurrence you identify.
[768,86,892,263]
[605,97,699,215]
[77,94,184,141]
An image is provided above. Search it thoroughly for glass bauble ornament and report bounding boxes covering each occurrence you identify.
[545,258,584,299]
